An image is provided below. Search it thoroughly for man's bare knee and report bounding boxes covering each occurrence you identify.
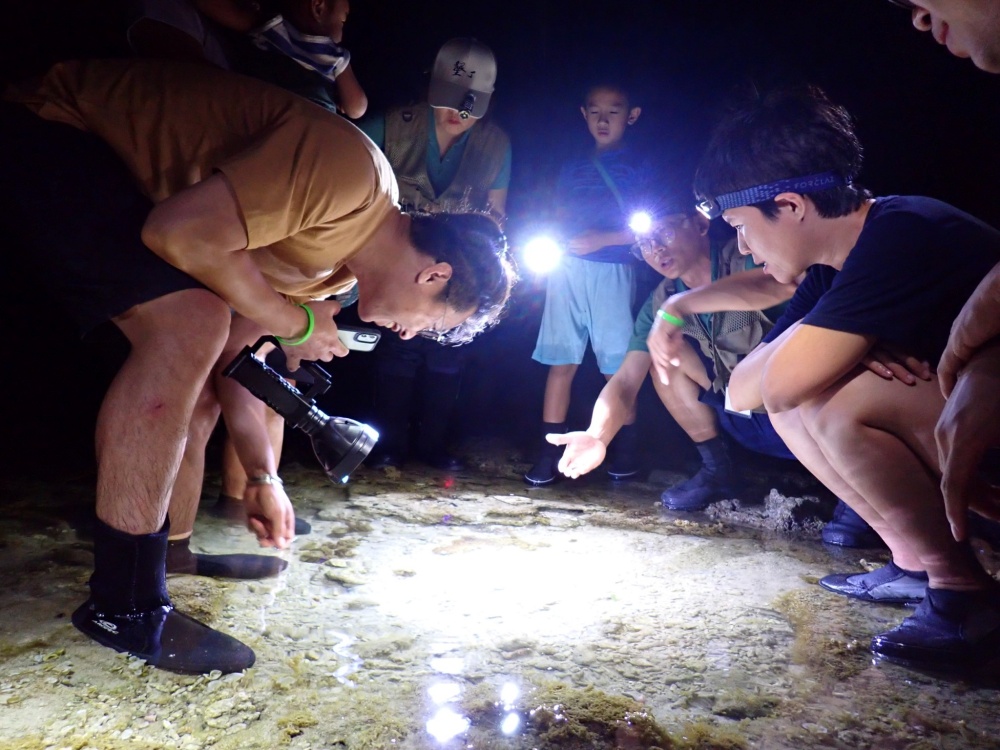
[117,289,231,366]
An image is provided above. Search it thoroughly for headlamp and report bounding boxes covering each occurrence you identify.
[696,171,845,219]
[458,92,476,119]
[628,211,653,235]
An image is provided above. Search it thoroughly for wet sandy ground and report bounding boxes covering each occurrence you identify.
[2,442,1000,750]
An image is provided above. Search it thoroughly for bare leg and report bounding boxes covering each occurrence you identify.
[96,289,231,534]
[650,339,716,442]
[770,406,905,554]
[166,377,222,540]
[778,369,992,590]
[542,364,578,423]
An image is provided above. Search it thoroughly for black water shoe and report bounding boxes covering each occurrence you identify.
[871,586,1000,671]
[819,561,927,604]
[73,599,255,674]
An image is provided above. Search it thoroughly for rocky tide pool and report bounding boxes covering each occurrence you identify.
[2,446,999,750]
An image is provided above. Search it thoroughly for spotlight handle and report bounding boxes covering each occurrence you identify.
[222,337,330,433]
[246,335,332,400]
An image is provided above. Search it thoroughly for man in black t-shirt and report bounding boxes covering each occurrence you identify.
[681,85,1000,673]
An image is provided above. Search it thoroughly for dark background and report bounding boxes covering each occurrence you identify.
[2,0,999,475]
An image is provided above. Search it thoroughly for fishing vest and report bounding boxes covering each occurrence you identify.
[651,238,777,393]
[383,102,509,213]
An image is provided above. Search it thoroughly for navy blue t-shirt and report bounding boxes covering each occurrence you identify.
[555,145,652,263]
[762,196,1000,364]
[763,265,838,343]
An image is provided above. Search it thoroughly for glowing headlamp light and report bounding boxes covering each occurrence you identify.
[628,210,653,235]
[696,171,845,220]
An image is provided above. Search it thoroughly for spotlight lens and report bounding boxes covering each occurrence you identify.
[629,211,652,235]
[523,236,563,274]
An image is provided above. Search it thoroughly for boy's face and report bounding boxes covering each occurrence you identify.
[434,106,480,140]
[637,214,710,280]
[580,88,640,150]
[723,202,810,285]
[298,0,350,42]
[899,0,1000,72]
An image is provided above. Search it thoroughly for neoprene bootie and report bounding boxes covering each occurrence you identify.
[72,518,255,674]
[524,422,567,486]
[606,423,640,480]
[166,536,288,579]
[661,437,734,510]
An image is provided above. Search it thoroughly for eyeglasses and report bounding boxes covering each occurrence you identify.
[416,284,454,344]
[886,0,918,9]
[631,216,691,259]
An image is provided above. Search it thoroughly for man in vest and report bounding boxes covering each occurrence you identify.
[359,38,512,471]
[549,187,799,507]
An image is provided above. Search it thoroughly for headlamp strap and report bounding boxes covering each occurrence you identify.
[715,171,845,214]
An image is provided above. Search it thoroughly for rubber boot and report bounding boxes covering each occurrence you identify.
[821,499,884,548]
[416,372,466,471]
[524,422,567,486]
[72,518,255,674]
[606,423,641,481]
[367,373,414,468]
[661,437,734,510]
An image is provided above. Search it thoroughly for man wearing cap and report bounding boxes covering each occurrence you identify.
[548,189,798,507]
[358,38,512,471]
[1,57,515,675]
[691,84,1000,670]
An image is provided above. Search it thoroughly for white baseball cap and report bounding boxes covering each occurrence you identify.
[428,38,497,119]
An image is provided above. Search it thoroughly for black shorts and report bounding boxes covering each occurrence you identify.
[0,103,207,336]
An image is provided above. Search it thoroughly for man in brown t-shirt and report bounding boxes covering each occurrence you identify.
[2,58,515,674]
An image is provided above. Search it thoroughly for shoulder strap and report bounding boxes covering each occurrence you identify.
[590,155,626,213]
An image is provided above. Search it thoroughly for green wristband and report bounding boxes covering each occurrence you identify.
[657,308,685,328]
[275,304,315,346]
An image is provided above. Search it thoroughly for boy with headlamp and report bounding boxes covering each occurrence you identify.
[698,84,1000,671]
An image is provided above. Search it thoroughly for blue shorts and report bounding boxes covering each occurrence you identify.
[531,255,635,374]
[690,343,794,460]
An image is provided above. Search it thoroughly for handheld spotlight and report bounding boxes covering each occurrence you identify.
[522,235,563,275]
[223,337,378,484]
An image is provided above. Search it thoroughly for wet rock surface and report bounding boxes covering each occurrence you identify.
[2,443,999,749]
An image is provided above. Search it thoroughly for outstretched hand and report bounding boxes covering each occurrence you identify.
[548,431,607,479]
[243,482,296,549]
